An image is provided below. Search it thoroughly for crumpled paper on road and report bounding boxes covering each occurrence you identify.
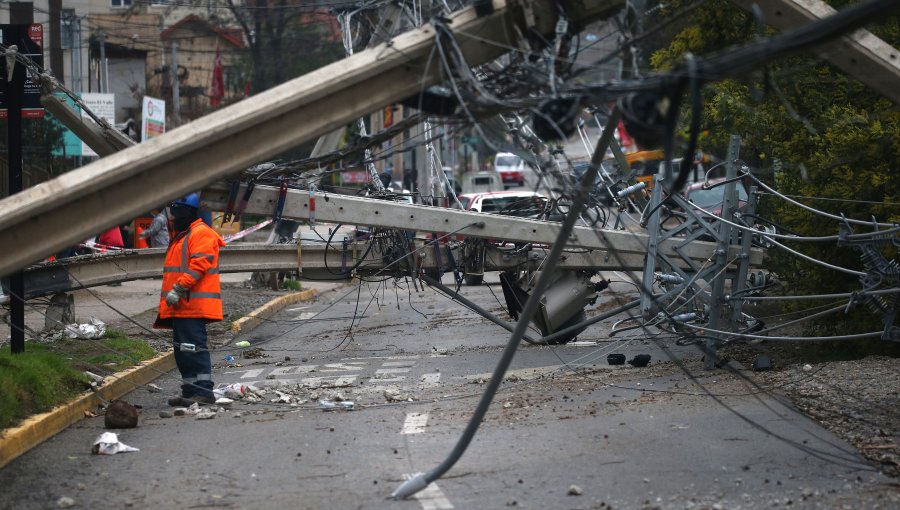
[92,432,139,455]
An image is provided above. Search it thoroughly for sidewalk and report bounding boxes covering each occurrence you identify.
[1,272,345,345]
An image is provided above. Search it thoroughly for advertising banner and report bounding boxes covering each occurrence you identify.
[141,96,165,142]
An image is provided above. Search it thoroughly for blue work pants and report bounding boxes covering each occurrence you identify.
[172,318,215,398]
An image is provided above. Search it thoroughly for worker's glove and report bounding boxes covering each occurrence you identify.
[165,284,188,307]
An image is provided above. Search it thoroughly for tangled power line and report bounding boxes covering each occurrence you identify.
[2,0,898,501]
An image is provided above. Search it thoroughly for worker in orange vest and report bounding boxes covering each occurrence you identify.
[154,193,225,406]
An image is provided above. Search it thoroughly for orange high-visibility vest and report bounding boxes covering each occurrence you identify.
[157,219,225,323]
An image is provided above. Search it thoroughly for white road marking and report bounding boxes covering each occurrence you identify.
[382,360,416,367]
[239,368,265,380]
[419,373,441,388]
[319,362,367,372]
[240,375,358,388]
[270,365,318,376]
[285,306,308,312]
[375,367,411,375]
[404,474,453,510]
[402,412,429,434]
[295,311,317,320]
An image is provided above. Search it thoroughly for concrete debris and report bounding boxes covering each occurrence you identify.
[215,397,235,406]
[567,484,583,496]
[104,400,139,429]
[383,388,413,402]
[92,432,139,455]
[233,412,242,418]
[271,390,294,404]
[173,408,188,417]
[158,411,174,419]
[214,383,248,399]
[196,410,217,420]
[56,496,75,508]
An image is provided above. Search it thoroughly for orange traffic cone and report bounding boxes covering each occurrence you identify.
[135,227,149,249]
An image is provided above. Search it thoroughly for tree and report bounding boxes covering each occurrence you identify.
[223,0,345,94]
[645,0,900,334]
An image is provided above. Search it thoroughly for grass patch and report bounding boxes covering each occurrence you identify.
[282,279,303,291]
[0,329,156,430]
[0,345,90,430]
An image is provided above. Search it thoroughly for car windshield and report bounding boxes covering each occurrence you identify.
[495,156,521,167]
[457,197,471,210]
[689,185,748,209]
[482,196,544,216]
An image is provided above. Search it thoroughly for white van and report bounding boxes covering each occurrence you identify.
[461,171,503,194]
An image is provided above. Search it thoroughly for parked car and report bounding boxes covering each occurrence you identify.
[493,152,526,188]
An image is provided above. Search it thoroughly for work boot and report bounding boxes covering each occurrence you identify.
[167,395,215,407]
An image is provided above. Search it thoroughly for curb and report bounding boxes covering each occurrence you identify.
[0,288,320,469]
[230,288,318,333]
[0,351,175,469]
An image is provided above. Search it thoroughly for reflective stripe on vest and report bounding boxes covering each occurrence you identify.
[163,229,220,284]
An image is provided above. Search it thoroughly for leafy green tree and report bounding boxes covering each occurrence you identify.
[646,0,900,334]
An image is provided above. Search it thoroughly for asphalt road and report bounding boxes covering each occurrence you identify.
[0,274,893,509]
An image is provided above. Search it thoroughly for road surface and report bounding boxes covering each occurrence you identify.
[1,273,894,509]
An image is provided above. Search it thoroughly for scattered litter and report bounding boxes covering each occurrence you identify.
[173,408,188,417]
[64,317,107,339]
[215,397,235,406]
[56,496,75,508]
[802,364,813,372]
[243,348,266,359]
[235,340,251,348]
[83,410,98,418]
[233,412,242,418]
[92,432,139,455]
[84,371,105,384]
[214,383,248,399]
[432,346,449,355]
[147,384,163,393]
[104,400,139,429]
[319,400,355,411]
[567,484,583,496]
[224,355,235,363]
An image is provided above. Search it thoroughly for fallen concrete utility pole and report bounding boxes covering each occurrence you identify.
[40,93,136,156]
[201,183,765,266]
[731,0,900,104]
[0,0,623,279]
